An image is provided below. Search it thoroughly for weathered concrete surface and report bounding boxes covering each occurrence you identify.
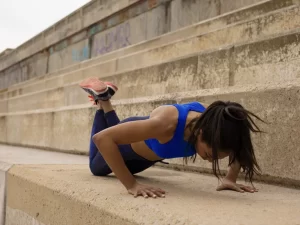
[6,208,46,225]
[170,0,265,31]
[0,162,11,225]
[6,87,65,113]
[6,164,300,225]
[1,80,300,186]
[90,4,167,58]
[0,0,294,90]
[4,25,300,113]
[48,39,90,73]
[0,99,7,114]
[0,144,87,225]
[3,6,300,108]
[220,0,266,14]
[233,30,300,85]
[118,5,300,72]
[0,145,87,165]
[4,0,296,95]
[0,116,7,143]
[0,0,141,72]
[81,0,298,70]
[3,107,93,154]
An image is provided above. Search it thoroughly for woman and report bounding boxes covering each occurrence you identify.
[80,77,263,198]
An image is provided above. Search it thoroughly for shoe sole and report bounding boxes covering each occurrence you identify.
[80,78,108,95]
[104,82,118,93]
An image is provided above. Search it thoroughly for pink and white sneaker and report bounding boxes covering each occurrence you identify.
[79,77,118,103]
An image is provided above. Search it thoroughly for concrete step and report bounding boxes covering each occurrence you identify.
[2,0,298,99]
[2,26,300,114]
[5,161,300,225]
[1,79,300,186]
[0,144,87,225]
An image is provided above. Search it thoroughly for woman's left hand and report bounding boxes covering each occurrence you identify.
[216,177,258,193]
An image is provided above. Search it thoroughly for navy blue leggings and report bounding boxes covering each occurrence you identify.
[89,109,157,176]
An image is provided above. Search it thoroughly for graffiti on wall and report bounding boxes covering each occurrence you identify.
[72,45,90,62]
[93,22,131,56]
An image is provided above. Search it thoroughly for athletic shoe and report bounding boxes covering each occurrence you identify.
[79,77,118,102]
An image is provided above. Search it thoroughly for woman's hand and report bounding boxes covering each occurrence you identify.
[216,177,258,193]
[128,182,166,198]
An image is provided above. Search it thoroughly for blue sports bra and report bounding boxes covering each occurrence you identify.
[144,102,206,159]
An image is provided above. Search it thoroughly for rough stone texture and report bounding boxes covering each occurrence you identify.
[50,107,93,152]
[91,13,147,58]
[233,30,300,85]
[2,65,24,90]
[4,25,292,111]
[0,144,87,225]
[197,48,231,88]
[198,0,220,22]
[0,0,140,72]
[6,164,300,225]
[220,0,263,14]
[0,145,87,165]
[6,113,54,149]
[1,0,294,90]
[21,52,48,80]
[170,0,204,31]
[0,91,6,101]
[48,39,90,73]
[0,162,11,225]
[83,0,296,70]
[7,58,116,99]
[118,5,300,71]
[0,144,87,165]
[0,72,4,90]
[171,0,266,31]
[1,51,228,113]
[0,116,6,143]
[4,107,92,154]
[146,4,167,40]
[89,2,168,58]
[6,208,46,225]
[2,0,296,95]
[7,87,64,113]
[0,99,7,114]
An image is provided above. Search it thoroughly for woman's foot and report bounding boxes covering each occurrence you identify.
[79,77,118,103]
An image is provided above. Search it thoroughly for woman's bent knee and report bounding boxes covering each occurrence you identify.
[89,164,111,176]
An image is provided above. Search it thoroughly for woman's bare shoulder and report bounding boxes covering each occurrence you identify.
[150,105,179,131]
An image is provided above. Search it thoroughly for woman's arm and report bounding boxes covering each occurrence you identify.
[216,157,258,193]
[225,157,241,182]
[92,108,173,197]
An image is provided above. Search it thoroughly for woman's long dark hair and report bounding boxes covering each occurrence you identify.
[185,100,265,183]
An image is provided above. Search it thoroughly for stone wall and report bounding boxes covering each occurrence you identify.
[0,0,265,90]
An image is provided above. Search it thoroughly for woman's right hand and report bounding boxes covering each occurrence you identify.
[128,182,166,198]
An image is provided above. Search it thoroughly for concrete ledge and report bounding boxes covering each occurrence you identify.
[0,144,87,225]
[0,161,12,225]
[6,164,300,225]
[4,0,297,95]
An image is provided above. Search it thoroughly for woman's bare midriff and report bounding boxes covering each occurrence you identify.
[131,141,163,161]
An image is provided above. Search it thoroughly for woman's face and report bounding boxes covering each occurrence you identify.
[195,130,229,162]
